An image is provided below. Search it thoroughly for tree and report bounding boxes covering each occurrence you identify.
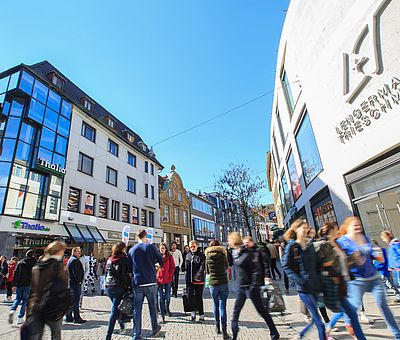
[215,163,265,238]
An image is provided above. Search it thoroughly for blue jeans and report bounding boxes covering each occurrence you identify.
[132,284,158,340]
[158,283,172,316]
[11,286,30,318]
[298,292,325,340]
[106,287,125,340]
[393,271,400,288]
[345,278,400,339]
[209,283,229,329]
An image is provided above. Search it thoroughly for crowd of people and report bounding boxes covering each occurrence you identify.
[0,217,399,339]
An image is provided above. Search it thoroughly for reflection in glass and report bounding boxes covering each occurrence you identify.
[22,192,44,219]
[0,76,9,93]
[282,70,295,115]
[4,117,21,138]
[9,164,28,190]
[281,172,292,212]
[49,176,62,197]
[287,152,302,201]
[37,147,52,164]
[55,135,67,155]
[27,171,47,195]
[44,108,59,131]
[0,162,11,186]
[0,138,16,161]
[45,195,60,220]
[32,79,48,104]
[19,71,34,95]
[40,127,56,150]
[0,121,5,139]
[8,72,20,91]
[47,90,61,112]
[19,123,35,144]
[28,99,45,124]
[9,100,24,117]
[0,187,6,213]
[57,116,70,137]
[4,187,26,216]
[2,100,11,116]
[15,141,32,164]
[61,100,72,119]
[52,153,66,168]
[295,112,323,186]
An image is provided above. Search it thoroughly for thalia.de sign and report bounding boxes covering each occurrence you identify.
[36,158,66,175]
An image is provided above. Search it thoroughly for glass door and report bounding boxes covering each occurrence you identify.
[378,186,400,238]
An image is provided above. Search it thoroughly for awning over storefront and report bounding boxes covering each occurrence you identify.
[63,223,106,243]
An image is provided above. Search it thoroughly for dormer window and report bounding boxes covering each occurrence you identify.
[125,131,135,143]
[138,141,147,152]
[47,72,64,90]
[106,116,115,128]
[81,97,94,112]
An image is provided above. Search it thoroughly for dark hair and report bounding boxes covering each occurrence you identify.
[112,241,127,255]
[284,219,308,241]
[209,240,220,247]
[26,249,34,258]
[159,242,170,257]
[318,223,338,239]
[137,229,147,240]
[171,241,178,246]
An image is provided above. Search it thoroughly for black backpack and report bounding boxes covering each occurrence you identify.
[36,260,74,321]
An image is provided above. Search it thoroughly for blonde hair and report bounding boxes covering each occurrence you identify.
[45,241,66,256]
[284,219,308,241]
[340,216,361,236]
[189,240,198,246]
[243,236,253,242]
[381,230,394,240]
[228,232,242,247]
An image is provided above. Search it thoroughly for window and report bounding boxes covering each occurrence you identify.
[78,152,93,176]
[111,200,120,221]
[106,167,118,186]
[287,151,302,201]
[49,72,64,89]
[276,110,286,146]
[281,171,292,213]
[81,97,93,111]
[149,211,154,227]
[132,206,139,224]
[150,163,154,175]
[163,205,169,222]
[168,188,173,198]
[106,117,115,128]
[281,69,295,117]
[174,207,179,225]
[126,132,135,143]
[127,177,136,193]
[122,203,130,223]
[272,134,280,166]
[141,209,147,226]
[178,192,182,201]
[19,71,34,95]
[279,184,287,217]
[295,112,323,186]
[81,122,96,142]
[183,210,188,226]
[151,185,155,199]
[108,139,119,157]
[99,196,108,218]
[145,161,149,173]
[68,187,81,212]
[128,152,136,167]
[192,197,212,215]
[145,184,149,198]
[83,192,95,215]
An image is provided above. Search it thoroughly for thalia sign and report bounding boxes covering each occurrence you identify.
[12,220,51,232]
[36,158,66,175]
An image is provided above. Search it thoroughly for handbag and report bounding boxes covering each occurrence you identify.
[118,293,133,317]
[182,287,195,312]
[261,282,286,313]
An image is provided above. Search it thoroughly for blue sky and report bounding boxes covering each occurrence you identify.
[1,1,289,204]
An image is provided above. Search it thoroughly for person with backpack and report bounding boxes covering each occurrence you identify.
[381,230,400,301]
[229,233,279,340]
[105,241,131,339]
[157,242,175,322]
[282,219,325,340]
[9,249,36,325]
[205,239,230,339]
[4,257,17,303]
[22,241,69,340]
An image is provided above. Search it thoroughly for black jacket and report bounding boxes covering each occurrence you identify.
[13,257,37,287]
[233,245,268,287]
[105,254,130,291]
[185,250,206,284]
[205,246,228,287]
[67,256,84,284]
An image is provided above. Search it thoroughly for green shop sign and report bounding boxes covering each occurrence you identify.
[13,220,51,232]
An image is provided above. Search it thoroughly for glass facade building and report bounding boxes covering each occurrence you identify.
[0,68,72,221]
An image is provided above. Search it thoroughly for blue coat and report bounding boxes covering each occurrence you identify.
[388,238,400,270]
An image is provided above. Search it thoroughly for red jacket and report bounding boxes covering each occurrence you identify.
[7,262,17,283]
[157,254,175,285]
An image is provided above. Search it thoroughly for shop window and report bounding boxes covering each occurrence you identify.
[99,196,108,218]
[132,206,139,224]
[310,188,337,230]
[111,200,120,221]
[49,176,62,198]
[128,152,136,167]
[83,192,95,215]
[174,207,179,225]
[45,195,60,220]
[122,204,130,223]
[295,111,323,186]
[287,151,302,201]
[68,187,81,212]
[281,69,295,117]
[108,139,119,157]
[27,171,47,196]
[4,186,26,216]
[22,192,45,219]
[106,167,118,186]
[141,209,147,226]
[81,121,96,142]
[78,152,93,176]
[151,185,155,200]
[149,211,154,227]
[127,176,136,193]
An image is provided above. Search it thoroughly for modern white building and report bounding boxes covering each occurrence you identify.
[267,0,400,239]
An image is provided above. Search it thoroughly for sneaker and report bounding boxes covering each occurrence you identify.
[191,311,196,321]
[17,317,24,325]
[150,325,162,337]
[359,311,374,324]
[285,289,290,294]
[199,315,205,322]
[8,311,15,324]
[74,319,87,324]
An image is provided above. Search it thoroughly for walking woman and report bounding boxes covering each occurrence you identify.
[229,233,279,340]
[205,240,230,339]
[337,217,400,339]
[185,240,206,322]
[157,242,175,322]
[24,241,68,340]
[282,219,325,340]
[105,241,131,339]
[316,223,366,339]
[381,230,400,301]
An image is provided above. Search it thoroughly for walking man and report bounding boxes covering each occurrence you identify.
[8,249,36,325]
[65,247,86,323]
[170,241,183,298]
[266,240,281,280]
[129,229,163,339]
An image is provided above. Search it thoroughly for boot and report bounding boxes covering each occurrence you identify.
[222,327,230,339]
[216,323,221,334]
[166,305,171,317]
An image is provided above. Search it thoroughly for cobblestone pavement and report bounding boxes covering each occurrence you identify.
[0,275,399,339]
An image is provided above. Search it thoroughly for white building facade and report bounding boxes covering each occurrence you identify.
[268,0,400,239]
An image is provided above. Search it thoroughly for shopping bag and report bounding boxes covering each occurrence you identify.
[118,293,133,317]
[261,282,286,313]
[182,287,195,312]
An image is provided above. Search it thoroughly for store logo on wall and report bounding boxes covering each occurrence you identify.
[342,0,391,104]
[12,220,51,232]
[36,158,66,176]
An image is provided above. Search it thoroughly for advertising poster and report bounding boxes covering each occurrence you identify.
[84,193,95,215]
